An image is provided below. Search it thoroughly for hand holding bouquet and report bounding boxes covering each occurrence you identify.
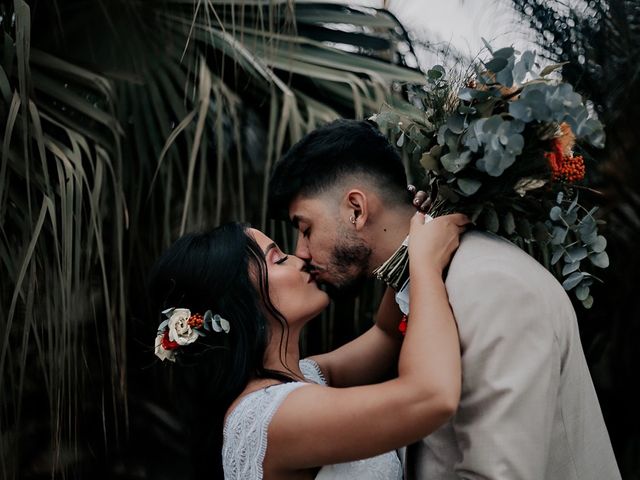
[373,43,607,308]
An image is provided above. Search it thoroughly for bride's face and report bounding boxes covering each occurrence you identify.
[248,229,330,324]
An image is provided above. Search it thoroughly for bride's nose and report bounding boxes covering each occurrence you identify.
[292,255,308,270]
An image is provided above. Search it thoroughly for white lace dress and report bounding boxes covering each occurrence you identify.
[222,359,402,479]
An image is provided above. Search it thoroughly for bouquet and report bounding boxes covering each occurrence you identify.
[372,44,608,309]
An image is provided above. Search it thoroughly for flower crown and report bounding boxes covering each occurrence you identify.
[154,307,230,362]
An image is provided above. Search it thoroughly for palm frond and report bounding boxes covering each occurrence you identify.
[1,0,429,477]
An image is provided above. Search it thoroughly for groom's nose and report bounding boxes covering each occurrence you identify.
[294,232,311,261]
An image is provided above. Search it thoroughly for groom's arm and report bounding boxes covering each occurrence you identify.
[309,287,403,387]
[446,260,562,479]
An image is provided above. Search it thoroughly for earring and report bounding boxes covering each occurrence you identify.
[349,214,356,224]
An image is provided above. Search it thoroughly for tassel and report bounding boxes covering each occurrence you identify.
[373,241,410,290]
[373,203,446,290]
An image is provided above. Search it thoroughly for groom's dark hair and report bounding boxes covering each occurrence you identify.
[268,119,410,219]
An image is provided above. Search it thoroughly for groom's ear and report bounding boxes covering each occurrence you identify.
[344,189,368,231]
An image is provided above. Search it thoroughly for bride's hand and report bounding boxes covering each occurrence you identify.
[408,212,470,274]
[407,184,432,212]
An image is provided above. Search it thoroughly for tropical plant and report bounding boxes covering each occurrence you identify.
[0,0,427,477]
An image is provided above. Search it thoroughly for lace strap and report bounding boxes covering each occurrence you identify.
[299,358,327,385]
[223,382,309,479]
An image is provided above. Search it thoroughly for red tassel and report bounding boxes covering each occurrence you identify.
[398,315,408,336]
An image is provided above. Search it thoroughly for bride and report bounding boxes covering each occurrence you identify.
[147,211,468,479]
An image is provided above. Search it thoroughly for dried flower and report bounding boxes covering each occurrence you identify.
[557,122,576,157]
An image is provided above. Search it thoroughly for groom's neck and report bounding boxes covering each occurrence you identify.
[367,203,414,272]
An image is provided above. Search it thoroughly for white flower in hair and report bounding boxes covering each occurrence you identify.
[154,307,230,362]
[154,332,176,362]
[167,308,199,346]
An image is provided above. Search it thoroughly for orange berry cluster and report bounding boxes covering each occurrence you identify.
[188,313,204,328]
[557,154,585,182]
[545,140,585,183]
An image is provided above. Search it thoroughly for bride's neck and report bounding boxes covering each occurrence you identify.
[262,326,305,381]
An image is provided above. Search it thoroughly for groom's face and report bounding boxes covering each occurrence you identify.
[289,194,371,298]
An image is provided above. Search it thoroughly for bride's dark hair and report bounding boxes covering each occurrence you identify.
[147,222,294,478]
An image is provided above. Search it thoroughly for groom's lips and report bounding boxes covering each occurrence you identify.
[303,263,323,273]
[303,265,324,284]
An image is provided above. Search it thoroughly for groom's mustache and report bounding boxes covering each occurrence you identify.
[302,263,324,274]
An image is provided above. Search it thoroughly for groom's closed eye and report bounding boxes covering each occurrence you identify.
[291,214,311,238]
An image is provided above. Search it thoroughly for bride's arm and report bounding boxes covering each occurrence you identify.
[265,213,466,473]
[307,287,403,387]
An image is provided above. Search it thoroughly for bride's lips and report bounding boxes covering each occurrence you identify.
[303,264,325,284]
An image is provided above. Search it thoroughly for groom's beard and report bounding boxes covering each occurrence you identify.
[321,233,371,300]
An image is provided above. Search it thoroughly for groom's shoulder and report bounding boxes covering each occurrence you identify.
[445,231,575,325]
[448,230,552,280]
[454,230,526,261]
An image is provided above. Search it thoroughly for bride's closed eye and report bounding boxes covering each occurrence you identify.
[274,255,289,265]
[263,242,288,265]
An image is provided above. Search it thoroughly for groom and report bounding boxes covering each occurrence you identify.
[267,119,620,479]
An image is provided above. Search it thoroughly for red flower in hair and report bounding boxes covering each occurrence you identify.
[161,330,179,350]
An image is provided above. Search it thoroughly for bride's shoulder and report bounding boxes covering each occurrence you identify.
[225,378,316,425]
[225,379,285,421]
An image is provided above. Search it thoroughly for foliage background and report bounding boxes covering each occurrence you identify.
[0,0,638,478]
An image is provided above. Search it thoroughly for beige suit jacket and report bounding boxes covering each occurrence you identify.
[405,231,620,480]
